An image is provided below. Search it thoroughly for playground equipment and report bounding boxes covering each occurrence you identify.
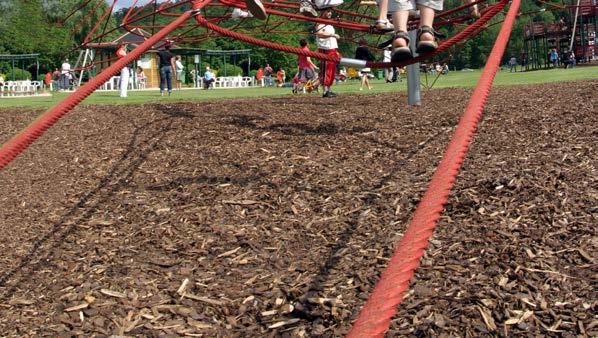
[0,0,528,336]
[523,0,597,70]
[0,54,43,97]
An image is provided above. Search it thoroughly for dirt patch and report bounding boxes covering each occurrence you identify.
[0,80,595,337]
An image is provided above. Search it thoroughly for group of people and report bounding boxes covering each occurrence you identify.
[239,0,450,96]
[421,63,449,75]
[255,64,287,87]
[41,0,490,98]
[46,59,72,91]
[118,43,185,97]
[242,0,449,65]
[548,48,576,69]
[59,0,453,98]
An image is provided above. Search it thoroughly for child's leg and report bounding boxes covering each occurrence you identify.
[389,10,411,61]
[375,0,394,31]
[392,11,410,47]
[418,5,435,43]
[415,0,443,53]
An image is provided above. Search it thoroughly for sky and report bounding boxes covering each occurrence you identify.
[108,0,167,10]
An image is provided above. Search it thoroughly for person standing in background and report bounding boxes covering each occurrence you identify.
[158,44,175,96]
[354,40,375,91]
[60,59,71,90]
[264,64,273,86]
[116,44,130,98]
[315,8,340,98]
[175,56,185,90]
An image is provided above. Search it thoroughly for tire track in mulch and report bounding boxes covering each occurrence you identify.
[0,80,595,337]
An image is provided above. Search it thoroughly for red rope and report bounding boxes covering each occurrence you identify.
[346,0,522,336]
[83,0,119,44]
[193,13,341,63]
[62,0,95,24]
[0,9,200,171]
[193,0,503,68]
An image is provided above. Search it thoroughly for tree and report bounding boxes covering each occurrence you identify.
[0,0,116,68]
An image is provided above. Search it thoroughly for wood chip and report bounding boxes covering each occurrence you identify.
[183,293,225,306]
[8,298,35,306]
[177,278,190,295]
[188,319,213,329]
[65,303,89,312]
[267,318,300,329]
[100,289,127,299]
[518,310,534,324]
[261,310,277,316]
[476,306,496,331]
[217,247,241,258]
[222,200,260,205]
[577,248,594,262]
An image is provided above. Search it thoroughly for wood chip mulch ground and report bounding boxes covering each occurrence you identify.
[0,79,596,337]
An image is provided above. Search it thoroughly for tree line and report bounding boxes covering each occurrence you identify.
[0,0,568,79]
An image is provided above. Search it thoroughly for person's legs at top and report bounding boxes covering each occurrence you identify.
[300,0,318,17]
[389,0,442,60]
[375,0,394,32]
[390,8,411,62]
[244,0,267,19]
[415,1,442,54]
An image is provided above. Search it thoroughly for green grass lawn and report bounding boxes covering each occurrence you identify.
[1,66,596,109]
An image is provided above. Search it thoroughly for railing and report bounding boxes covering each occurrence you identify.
[0,81,42,97]
[199,76,254,89]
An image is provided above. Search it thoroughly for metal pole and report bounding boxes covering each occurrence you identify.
[569,0,582,51]
[580,18,584,61]
[407,30,421,106]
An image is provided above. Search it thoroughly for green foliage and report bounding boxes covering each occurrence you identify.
[215,64,244,77]
[5,67,32,80]
[0,0,580,76]
[0,0,115,68]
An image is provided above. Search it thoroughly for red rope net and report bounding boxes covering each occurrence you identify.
[0,2,521,337]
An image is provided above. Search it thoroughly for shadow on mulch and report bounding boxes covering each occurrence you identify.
[0,108,184,303]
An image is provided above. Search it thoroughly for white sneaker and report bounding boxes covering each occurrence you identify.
[245,0,267,20]
[300,0,318,17]
[232,7,253,18]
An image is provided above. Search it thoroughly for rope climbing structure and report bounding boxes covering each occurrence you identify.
[0,1,524,336]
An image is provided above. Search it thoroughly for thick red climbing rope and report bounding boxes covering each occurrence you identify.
[192,7,341,63]
[0,8,204,171]
[194,0,506,69]
[347,0,522,336]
